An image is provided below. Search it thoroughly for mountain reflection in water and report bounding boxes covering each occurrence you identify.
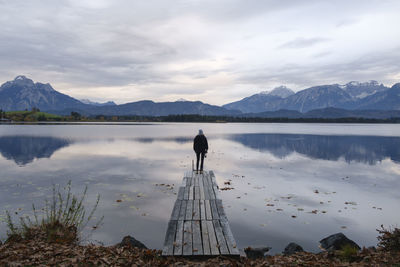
[0,136,71,165]
[1,133,399,167]
[229,133,400,165]
[134,133,400,165]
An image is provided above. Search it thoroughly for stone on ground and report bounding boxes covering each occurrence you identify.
[283,242,304,255]
[117,235,147,249]
[319,233,360,251]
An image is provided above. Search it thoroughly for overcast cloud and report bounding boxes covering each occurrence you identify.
[0,0,399,104]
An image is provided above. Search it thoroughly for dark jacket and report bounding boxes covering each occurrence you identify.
[193,134,208,153]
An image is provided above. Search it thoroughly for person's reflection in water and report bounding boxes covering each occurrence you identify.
[193,129,208,174]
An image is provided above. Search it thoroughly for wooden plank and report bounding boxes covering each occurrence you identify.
[203,176,210,200]
[177,187,185,200]
[212,185,219,199]
[184,170,192,178]
[210,199,220,219]
[185,200,193,220]
[213,220,229,255]
[199,175,205,199]
[199,200,206,220]
[181,177,187,187]
[193,199,200,220]
[205,200,212,220]
[162,220,177,256]
[209,171,217,186]
[192,221,203,255]
[203,173,212,200]
[170,200,182,220]
[206,220,220,255]
[189,186,194,200]
[201,220,211,255]
[205,174,216,200]
[163,170,240,257]
[216,199,227,220]
[220,218,239,255]
[174,220,184,255]
[194,186,200,200]
[183,186,189,200]
[183,220,193,256]
[178,200,187,221]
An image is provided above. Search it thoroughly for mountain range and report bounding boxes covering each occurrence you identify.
[0,76,399,118]
[223,81,398,113]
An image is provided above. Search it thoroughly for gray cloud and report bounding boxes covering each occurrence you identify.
[279,37,330,49]
[0,0,399,104]
[236,47,400,90]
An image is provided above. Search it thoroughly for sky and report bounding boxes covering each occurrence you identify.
[0,0,399,105]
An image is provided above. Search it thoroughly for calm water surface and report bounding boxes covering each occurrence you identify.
[0,123,399,254]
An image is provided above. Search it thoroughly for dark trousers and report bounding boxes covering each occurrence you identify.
[196,152,205,171]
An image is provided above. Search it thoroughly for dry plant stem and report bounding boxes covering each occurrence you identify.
[4,181,103,244]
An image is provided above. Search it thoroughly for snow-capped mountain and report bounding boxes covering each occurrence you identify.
[1,76,399,117]
[261,86,295,98]
[341,80,388,99]
[80,99,116,106]
[222,86,294,113]
[223,81,396,113]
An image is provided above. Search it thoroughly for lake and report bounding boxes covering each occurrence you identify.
[0,123,399,254]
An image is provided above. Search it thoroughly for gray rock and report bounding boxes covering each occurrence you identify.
[319,233,360,251]
[118,235,147,249]
[283,242,304,255]
[244,246,271,259]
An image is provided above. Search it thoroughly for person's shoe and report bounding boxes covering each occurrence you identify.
[196,170,199,174]
[200,170,203,174]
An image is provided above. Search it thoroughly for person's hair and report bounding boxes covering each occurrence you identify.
[198,129,203,135]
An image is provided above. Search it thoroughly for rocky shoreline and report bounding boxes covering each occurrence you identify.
[1,232,399,266]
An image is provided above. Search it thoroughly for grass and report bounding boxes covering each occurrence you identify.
[5,110,63,121]
[339,244,359,262]
[4,181,103,244]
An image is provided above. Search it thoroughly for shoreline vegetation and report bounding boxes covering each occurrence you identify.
[1,183,400,266]
[1,110,400,123]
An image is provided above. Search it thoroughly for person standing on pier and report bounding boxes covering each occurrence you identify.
[193,129,208,174]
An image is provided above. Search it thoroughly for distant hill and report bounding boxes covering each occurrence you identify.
[1,76,399,119]
[241,107,400,119]
[353,83,400,110]
[80,100,241,116]
[222,86,294,113]
[0,76,88,111]
[80,99,116,106]
[224,81,397,113]
[0,76,240,116]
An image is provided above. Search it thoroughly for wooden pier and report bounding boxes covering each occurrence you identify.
[162,170,239,257]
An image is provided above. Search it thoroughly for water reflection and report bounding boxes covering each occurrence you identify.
[135,137,193,144]
[0,136,71,165]
[0,126,399,253]
[229,134,400,164]
[134,134,400,165]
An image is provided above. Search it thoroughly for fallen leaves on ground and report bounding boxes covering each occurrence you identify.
[1,238,400,266]
[220,187,234,191]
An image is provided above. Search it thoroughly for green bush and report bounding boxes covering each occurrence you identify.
[5,181,103,244]
[339,244,359,262]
